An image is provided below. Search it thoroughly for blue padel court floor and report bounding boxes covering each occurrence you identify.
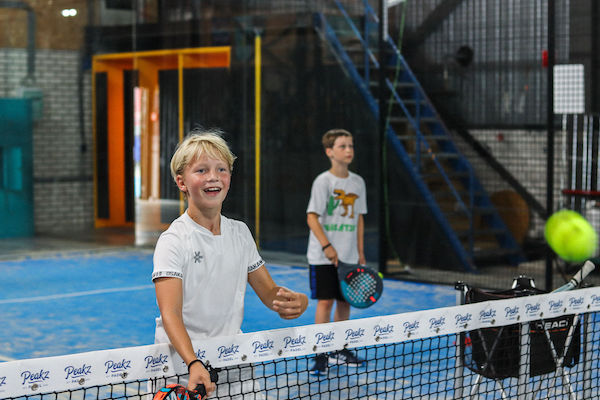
[0,249,455,361]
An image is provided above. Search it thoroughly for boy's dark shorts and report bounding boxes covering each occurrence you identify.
[309,264,345,301]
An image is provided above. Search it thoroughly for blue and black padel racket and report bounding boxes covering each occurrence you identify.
[337,261,383,308]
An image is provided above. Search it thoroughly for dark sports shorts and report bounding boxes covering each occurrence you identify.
[309,264,345,301]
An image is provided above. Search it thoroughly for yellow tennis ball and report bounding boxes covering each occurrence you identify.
[545,210,598,262]
[378,272,384,279]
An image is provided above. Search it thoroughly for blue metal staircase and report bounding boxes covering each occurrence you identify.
[314,1,525,271]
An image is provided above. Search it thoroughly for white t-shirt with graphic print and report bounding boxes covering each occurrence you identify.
[306,170,367,265]
[152,212,264,344]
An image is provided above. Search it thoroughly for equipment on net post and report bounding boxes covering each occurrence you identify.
[337,261,383,308]
[455,260,595,399]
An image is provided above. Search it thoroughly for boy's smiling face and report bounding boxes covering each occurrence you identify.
[177,153,231,212]
[327,136,354,167]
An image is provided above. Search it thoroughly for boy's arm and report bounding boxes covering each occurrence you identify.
[307,212,338,265]
[154,277,215,395]
[248,267,308,319]
[357,214,366,265]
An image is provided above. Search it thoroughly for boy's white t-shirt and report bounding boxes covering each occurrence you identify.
[152,212,264,343]
[306,170,367,265]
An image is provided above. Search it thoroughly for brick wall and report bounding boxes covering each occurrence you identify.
[1,48,94,234]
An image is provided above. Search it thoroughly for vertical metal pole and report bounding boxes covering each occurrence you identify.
[255,32,262,248]
[178,53,185,216]
[546,0,555,291]
[378,0,388,272]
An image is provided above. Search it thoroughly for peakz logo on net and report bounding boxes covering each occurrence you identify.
[479,308,496,324]
[64,364,92,381]
[0,376,6,387]
[548,300,563,314]
[591,294,600,307]
[403,320,419,336]
[21,369,50,386]
[105,359,132,375]
[455,313,472,328]
[218,344,239,361]
[314,331,335,348]
[345,328,365,343]
[525,302,541,317]
[568,296,584,310]
[283,335,306,353]
[145,354,168,371]
[504,306,519,321]
[373,324,394,339]
[252,339,274,356]
[428,316,446,332]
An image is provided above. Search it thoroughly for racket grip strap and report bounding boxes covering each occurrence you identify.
[322,243,332,251]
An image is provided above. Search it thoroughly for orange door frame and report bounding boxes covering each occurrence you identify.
[92,47,231,228]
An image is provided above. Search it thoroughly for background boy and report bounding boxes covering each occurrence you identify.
[306,128,368,375]
[153,129,308,397]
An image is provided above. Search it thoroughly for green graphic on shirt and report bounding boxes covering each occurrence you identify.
[326,195,340,216]
[324,223,356,232]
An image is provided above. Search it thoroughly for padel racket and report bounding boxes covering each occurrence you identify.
[337,261,383,308]
[153,384,199,400]
[552,260,595,292]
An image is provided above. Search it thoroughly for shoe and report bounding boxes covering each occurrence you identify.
[310,353,328,375]
[328,348,364,367]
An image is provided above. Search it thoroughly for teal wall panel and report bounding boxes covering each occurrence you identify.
[0,99,34,237]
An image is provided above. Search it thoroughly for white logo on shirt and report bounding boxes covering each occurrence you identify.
[193,252,203,263]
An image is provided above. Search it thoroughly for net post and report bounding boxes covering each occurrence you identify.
[453,281,466,399]
[517,322,530,398]
[453,331,464,399]
[583,313,592,398]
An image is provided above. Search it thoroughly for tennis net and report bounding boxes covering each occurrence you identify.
[1,286,599,399]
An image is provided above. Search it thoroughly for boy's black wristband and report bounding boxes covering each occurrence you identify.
[322,243,332,251]
[187,359,206,373]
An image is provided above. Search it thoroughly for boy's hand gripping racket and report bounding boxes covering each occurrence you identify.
[337,261,383,308]
[153,361,219,400]
[552,260,595,292]
[192,361,219,399]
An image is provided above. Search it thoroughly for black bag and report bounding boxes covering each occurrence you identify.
[463,284,580,379]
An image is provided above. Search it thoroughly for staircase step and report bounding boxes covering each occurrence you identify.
[433,189,484,202]
[370,80,415,89]
[444,206,496,218]
[397,134,451,142]
[376,98,429,109]
[456,227,506,239]
[408,152,460,161]
[390,116,439,124]
[420,170,469,179]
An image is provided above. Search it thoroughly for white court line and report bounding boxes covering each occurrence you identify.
[0,285,154,305]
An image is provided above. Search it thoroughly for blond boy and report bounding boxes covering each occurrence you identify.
[153,129,308,396]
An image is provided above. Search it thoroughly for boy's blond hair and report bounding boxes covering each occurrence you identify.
[321,128,353,150]
[170,129,236,182]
